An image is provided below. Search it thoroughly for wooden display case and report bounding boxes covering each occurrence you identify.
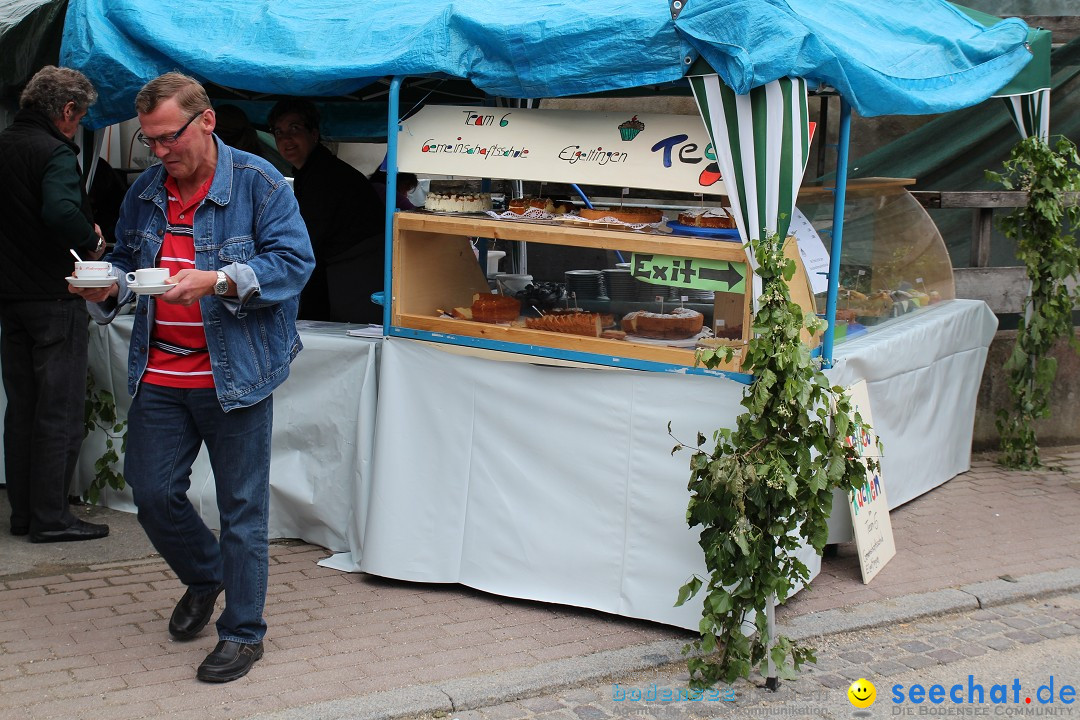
[391,211,819,373]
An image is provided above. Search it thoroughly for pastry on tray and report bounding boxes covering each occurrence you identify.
[834,308,858,324]
[548,308,614,328]
[621,307,704,339]
[676,207,736,228]
[578,207,663,224]
[524,312,603,337]
[450,293,521,323]
[425,192,493,213]
[506,197,574,216]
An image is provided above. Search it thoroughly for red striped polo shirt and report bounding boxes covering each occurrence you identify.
[143,174,215,389]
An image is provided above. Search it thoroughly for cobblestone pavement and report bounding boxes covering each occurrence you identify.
[2,447,1078,720]
[431,591,1080,720]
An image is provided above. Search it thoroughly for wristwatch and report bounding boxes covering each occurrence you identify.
[213,271,229,296]
[93,236,105,254]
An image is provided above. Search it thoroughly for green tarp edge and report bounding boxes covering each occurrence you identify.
[954,3,1052,93]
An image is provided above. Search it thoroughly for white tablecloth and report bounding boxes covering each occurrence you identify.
[77,316,380,553]
[347,300,997,630]
[825,300,998,507]
[7,300,996,630]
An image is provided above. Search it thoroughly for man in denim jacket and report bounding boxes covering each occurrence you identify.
[69,73,314,683]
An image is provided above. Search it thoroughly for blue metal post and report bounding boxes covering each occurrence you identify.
[382,77,404,332]
[821,98,851,369]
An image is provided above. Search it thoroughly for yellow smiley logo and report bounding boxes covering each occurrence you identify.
[848,678,876,709]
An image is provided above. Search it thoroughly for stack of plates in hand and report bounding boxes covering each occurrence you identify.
[668,286,716,302]
[602,268,637,302]
[565,270,606,300]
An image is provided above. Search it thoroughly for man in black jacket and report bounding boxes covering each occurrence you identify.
[269,98,385,323]
[0,66,109,542]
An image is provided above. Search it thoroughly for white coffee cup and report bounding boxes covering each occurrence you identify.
[126,268,170,286]
[74,261,112,278]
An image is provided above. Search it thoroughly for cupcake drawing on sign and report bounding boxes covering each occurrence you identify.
[618,115,645,141]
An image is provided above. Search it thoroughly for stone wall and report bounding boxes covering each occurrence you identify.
[974,329,1080,450]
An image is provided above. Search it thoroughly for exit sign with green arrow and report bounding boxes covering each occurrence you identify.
[630,253,746,294]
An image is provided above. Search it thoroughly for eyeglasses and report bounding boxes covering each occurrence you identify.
[137,112,203,148]
[272,123,309,139]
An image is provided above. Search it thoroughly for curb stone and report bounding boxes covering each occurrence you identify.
[961,566,1080,608]
[785,566,1080,642]
[248,565,1080,720]
[782,588,977,642]
[251,640,689,720]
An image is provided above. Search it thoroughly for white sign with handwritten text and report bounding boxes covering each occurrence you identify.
[398,105,727,195]
[845,380,896,584]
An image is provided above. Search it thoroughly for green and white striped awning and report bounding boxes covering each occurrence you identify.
[955,3,1052,140]
[1002,90,1051,140]
[688,70,811,288]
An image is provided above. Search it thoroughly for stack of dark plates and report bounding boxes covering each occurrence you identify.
[565,270,606,300]
[602,268,637,302]
[668,286,716,302]
[637,279,668,301]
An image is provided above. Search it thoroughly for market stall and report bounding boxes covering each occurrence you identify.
[57,0,1047,628]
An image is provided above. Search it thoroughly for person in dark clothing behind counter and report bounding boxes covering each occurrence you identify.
[214,104,263,157]
[0,66,110,542]
[268,98,385,323]
[88,157,127,245]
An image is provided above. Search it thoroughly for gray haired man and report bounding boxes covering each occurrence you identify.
[0,66,109,543]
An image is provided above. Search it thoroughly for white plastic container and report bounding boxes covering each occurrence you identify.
[494,273,533,295]
[486,250,506,276]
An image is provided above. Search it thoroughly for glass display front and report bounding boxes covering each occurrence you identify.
[797,179,956,343]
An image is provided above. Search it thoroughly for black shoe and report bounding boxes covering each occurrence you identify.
[29,519,109,543]
[196,640,263,682]
[169,584,225,640]
[10,526,28,536]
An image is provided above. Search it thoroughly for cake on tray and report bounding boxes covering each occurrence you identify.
[425,192,493,213]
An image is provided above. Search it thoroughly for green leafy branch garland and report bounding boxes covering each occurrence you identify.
[83,369,127,505]
[986,135,1080,470]
[672,230,877,687]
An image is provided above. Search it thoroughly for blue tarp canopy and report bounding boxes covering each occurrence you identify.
[60,0,1038,130]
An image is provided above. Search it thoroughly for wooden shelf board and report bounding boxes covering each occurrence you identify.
[394,313,745,372]
[395,212,749,262]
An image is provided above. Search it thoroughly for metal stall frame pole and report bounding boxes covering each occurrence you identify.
[821,98,851,369]
[382,76,404,332]
[475,96,499,277]
[766,594,778,689]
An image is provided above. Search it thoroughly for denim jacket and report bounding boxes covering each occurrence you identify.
[88,138,315,411]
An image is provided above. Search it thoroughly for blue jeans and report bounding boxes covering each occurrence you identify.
[1,300,88,533]
[125,383,273,643]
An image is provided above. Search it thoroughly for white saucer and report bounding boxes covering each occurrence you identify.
[66,275,117,288]
[128,282,173,295]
